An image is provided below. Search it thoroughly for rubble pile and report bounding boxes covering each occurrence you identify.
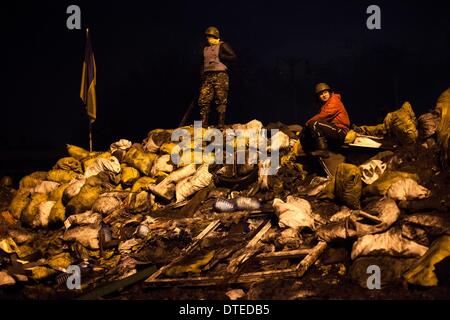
[0,89,449,299]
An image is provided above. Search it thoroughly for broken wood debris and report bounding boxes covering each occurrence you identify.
[144,241,327,287]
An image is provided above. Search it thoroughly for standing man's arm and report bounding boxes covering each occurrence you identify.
[219,42,237,62]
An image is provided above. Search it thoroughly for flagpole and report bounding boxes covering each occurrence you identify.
[89,119,93,152]
[86,27,93,152]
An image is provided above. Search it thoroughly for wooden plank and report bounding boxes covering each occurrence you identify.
[226,220,272,273]
[145,219,221,282]
[355,210,383,224]
[294,241,327,278]
[256,249,312,260]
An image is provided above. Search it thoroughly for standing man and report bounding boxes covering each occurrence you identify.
[305,83,350,157]
[198,26,237,128]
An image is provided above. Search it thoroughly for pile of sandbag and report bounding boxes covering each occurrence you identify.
[352,101,419,145]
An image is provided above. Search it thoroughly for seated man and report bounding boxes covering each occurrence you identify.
[305,83,350,157]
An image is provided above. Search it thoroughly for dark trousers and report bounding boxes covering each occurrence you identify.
[307,121,347,144]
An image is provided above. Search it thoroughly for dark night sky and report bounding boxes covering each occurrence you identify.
[3,0,450,178]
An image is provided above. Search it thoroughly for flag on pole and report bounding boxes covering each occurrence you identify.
[80,28,97,122]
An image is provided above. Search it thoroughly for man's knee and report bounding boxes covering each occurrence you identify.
[199,104,210,115]
[307,121,321,137]
[216,104,227,113]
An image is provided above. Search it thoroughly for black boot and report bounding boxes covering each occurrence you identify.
[311,137,329,158]
[218,112,225,129]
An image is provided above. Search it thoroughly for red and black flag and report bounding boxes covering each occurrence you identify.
[80,28,97,122]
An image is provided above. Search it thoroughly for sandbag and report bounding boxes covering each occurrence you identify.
[147,180,176,201]
[344,130,357,144]
[110,139,132,153]
[351,228,428,260]
[49,201,66,227]
[0,271,15,287]
[9,189,31,219]
[66,183,103,215]
[81,152,112,172]
[403,235,450,287]
[171,148,214,167]
[48,183,69,226]
[84,156,121,178]
[384,101,418,145]
[363,171,418,197]
[150,155,174,176]
[160,142,179,155]
[257,159,271,190]
[131,176,157,193]
[352,123,386,137]
[335,163,362,209]
[110,139,132,161]
[144,129,173,153]
[63,224,101,249]
[387,178,430,201]
[64,211,102,229]
[19,171,48,189]
[47,252,73,270]
[175,164,213,202]
[36,200,56,228]
[401,213,450,245]
[124,191,153,213]
[290,139,303,156]
[231,119,264,139]
[31,181,60,194]
[147,164,197,200]
[418,112,440,139]
[63,177,86,201]
[123,145,157,176]
[66,144,90,160]
[21,193,48,228]
[54,157,82,173]
[166,163,197,183]
[435,88,450,168]
[96,171,121,187]
[47,169,79,184]
[121,165,140,186]
[318,198,400,242]
[275,228,303,249]
[92,195,122,215]
[268,131,290,152]
[273,196,314,231]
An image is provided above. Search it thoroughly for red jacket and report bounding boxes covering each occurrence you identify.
[306,93,350,131]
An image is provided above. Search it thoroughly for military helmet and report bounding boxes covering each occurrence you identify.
[205,26,220,39]
[315,83,332,94]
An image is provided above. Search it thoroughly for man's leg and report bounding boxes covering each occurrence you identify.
[213,72,229,128]
[307,121,346,157]
[198,74,215,128]
[310,121,346,142]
